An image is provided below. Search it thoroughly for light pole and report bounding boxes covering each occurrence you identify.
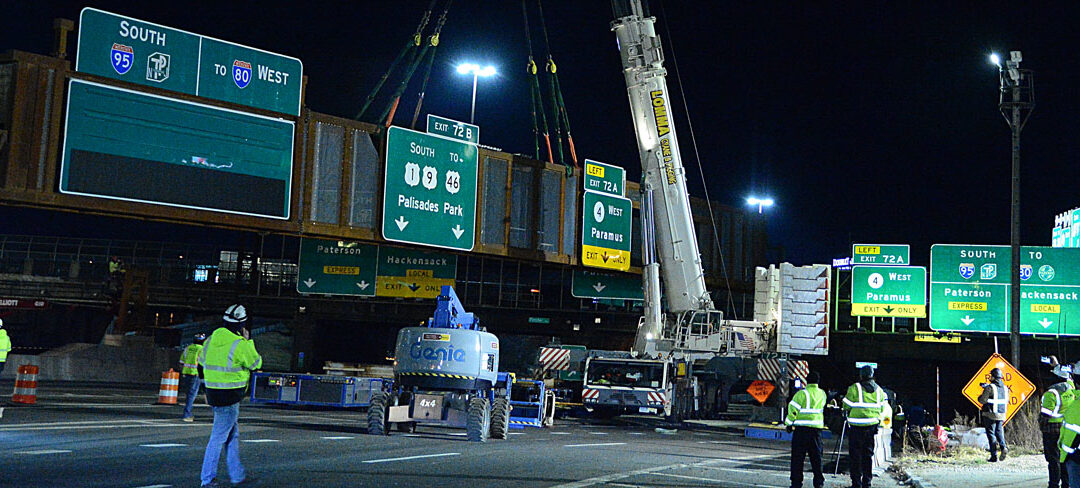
[456,63,496,124]
[991,51,1034,368]
[746,196,774,214]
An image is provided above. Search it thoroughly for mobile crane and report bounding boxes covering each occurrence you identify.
[580,0,777,421]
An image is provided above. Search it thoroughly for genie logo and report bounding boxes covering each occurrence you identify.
[410,343,466,362]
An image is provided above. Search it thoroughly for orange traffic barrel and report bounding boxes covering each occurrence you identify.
[157,369,179,405]
[12,364,39,404]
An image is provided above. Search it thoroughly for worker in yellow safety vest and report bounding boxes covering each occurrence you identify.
[179,333,207,422]
[0,318,11,377]
[979,368,1010,462]
[786,370,826,488]
[198,304,261,487]
[843,365,885,488]
[1045,357,1077,488]
[1058,378,1080,487]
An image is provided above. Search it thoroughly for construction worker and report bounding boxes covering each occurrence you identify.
[0,318,11,376]
[786,370,826,488]
[1060,382,1080,486]
[180,333,207,422]
[843,365,885,488]
[198,304,261,487]
[1044,357,1077,488]
[979,368,1010,462]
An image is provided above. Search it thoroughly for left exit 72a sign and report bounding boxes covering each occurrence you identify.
[382,126,478,251]
[296,238,377,296]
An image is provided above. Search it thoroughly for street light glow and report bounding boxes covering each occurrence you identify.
[456,63,496,77]
[989,53,1001,67]
[747,196,774,214]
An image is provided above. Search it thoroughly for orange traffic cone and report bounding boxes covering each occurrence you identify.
[157,369,179,405]
[12,365,39,404]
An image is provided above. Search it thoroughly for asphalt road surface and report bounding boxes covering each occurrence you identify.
[0,384,901,488]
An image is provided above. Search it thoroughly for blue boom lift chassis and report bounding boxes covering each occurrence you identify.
[367,286,513,442]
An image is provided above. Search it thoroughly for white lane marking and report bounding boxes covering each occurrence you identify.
[548,454,774,488]
[2,419,174,428]
[362,452,460,464]
[509,432,526,435]
[628,432,646,435]
[0,424,202,432]
[321,436,354,440]
[16,449,73,455]
[403,434,421,437]
[241,439,280,443]
[698,466,788,478]
[588,432,609,435]
[693,432,711,436]
[140,443,187,448]
[448,433,467,436]
[650,472,731,485]
[564,442,626,448]
[550,432,572,435]
[133,485,172,488]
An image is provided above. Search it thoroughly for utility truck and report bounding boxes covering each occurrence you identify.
[582,0,829,421]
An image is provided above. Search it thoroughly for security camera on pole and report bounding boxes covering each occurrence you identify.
[990,51,1033,368]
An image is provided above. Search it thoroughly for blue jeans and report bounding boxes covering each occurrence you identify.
[201,403,245,486]
[1067,459,1080,488]
[182,375,202,419]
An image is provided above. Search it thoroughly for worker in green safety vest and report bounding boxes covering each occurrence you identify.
[786,370,826,488]
[1046,357,1078,488]
[843,365,885,488]
[198,304,261,487]
[1058,372,1080,487]
[179,333,207,422]
[0,318,11,377]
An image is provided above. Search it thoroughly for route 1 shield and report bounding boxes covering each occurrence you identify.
[110,43,133,75]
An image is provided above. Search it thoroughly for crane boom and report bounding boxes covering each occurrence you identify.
[612,1,715,357]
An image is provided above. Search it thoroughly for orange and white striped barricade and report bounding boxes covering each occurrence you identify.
[12,365,39,404]
[157,369,179,405]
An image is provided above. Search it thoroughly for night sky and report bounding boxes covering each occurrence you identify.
[4,1,1080,266]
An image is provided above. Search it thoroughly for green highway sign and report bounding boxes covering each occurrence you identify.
[571,269,643,300]
[581,190,632,271]
[426,114,479,144]
[583,159,626,197]
[60,80,294,219]
[852,244,910,265]
[381,126,479,251]
[930,244,1011,333]
[851,265,926,318]
[77,8,303,115]
[528,317,551,324]
[375,246,458,299]
[296,238,377,296]
[1018,246,1080,335]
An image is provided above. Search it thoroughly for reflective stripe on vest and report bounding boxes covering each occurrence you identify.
[200,329,259,390]
[988,384,1008,414]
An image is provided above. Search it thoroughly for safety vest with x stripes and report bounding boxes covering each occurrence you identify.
[198,327,262,390]
[843,382,885,426]
[786,384,826,428]
[1043,382,1076,425]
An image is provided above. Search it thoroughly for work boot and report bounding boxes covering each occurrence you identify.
[988,454,998,462]
[999,447,1007,460]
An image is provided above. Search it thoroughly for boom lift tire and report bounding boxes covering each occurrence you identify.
[367,392,389,435]
[490,397,510,439]
[466,396,491,442]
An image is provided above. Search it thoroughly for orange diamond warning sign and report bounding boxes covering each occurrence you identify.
[747,380,775,404]
[961,353,1035,424]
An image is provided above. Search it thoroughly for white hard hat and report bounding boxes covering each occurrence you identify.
[0,317,4,328]
[223,304,247,323]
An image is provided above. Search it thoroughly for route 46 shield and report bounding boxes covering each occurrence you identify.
[110,43,133,75]
[232,60,252,89]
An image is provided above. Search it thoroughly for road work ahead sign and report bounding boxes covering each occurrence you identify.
[961,353,1035,424]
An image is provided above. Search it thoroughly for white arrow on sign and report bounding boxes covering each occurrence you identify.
[357,281,370,290]
[395,216,409,231]
[1039,318,1054,328]
[592,283,607,293]
[303,278,316,288]
[452,225,465,239]
[961,315,975,326]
